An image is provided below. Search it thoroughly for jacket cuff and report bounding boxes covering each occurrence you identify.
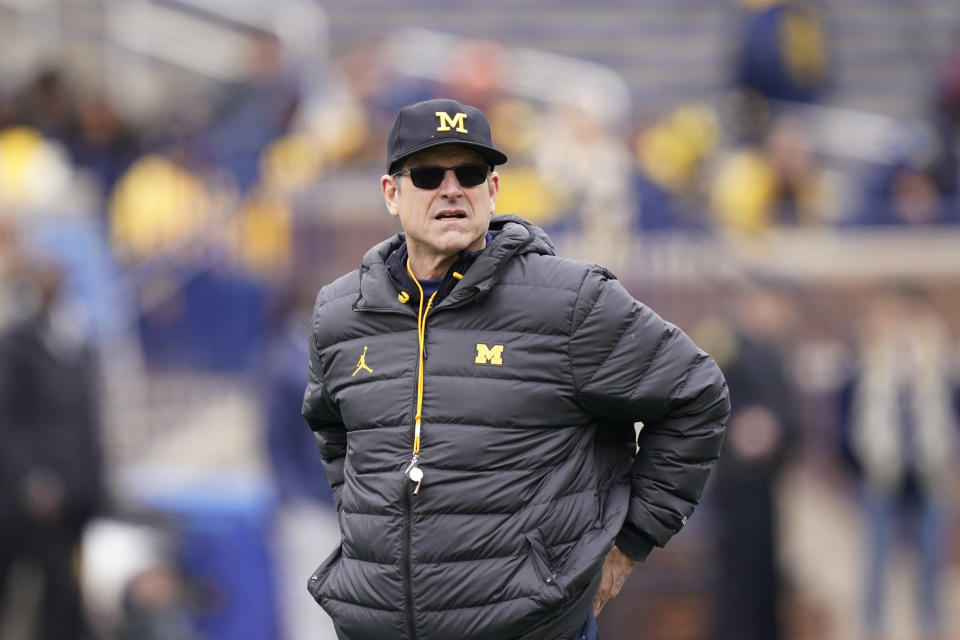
[615,525,657,563]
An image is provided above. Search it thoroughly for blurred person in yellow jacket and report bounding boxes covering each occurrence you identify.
[0,125,73,213]
[108,149,214,260]
[633,103,720,230]
[709,115,841,232]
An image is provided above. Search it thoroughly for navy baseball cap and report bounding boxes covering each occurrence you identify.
[386,98,508,174]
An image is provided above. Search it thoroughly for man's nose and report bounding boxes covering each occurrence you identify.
[438,168,464,196]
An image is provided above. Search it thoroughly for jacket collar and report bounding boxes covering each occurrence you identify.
[353,214,554,312]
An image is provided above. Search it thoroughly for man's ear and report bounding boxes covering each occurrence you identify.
[382,174,400,217]
[488,171,500,212]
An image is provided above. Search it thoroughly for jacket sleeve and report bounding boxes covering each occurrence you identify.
[301,298,347,511]
[570,267,730,561]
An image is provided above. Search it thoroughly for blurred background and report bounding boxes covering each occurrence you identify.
[1,0,959,639]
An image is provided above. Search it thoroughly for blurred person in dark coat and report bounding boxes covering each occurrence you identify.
[699,287,801,640]
[849,124,958,227]
[0,259,104,640]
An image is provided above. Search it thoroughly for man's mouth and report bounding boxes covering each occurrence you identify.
[435,211,466,220]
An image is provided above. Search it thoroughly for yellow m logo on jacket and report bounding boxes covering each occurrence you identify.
[475,344,503,365]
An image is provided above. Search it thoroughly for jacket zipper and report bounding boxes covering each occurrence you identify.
[401,480,416,639]
[399,268,437,640]
[400,309,422,640]
[355,275,472,640]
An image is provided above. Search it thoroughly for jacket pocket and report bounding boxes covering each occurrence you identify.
[523,530,567,598]
[307,545,342,602]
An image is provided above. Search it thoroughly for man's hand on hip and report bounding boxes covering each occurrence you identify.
[592,545,637,617]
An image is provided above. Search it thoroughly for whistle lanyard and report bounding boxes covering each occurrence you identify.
[405,260,437,492]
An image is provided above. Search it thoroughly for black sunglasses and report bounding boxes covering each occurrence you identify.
[393,164,490,190]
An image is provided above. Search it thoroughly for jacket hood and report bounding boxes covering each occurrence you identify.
[487,214,556,257]
[355,214,555,311]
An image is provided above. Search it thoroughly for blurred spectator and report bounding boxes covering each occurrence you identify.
[199,31,301,192]
[432,42,574,231]
[534,96,633,253]
[256,131,325,196]
[854,161,951,227]
[435,38,509,113]
[849,284,957,640]
[69,94,141,199]
[0,125,74,213]
[709,114,841,231]
[16,68,78,144]
[930,39,960,202]
[732,0,831,104]
[632,103,720,231]
[117,564,198,640]
[486,97,568,229]
[261,283,339,640]
[112,136,271,371]
[290,35,434,173]
[81,517,200,639]
[697,286,802,640]
[726,0,832,152]
[850,122,958,226]
[228,186,294,280]
[108,144,218,261]
[285,85,368,176]
[0,259,105,640]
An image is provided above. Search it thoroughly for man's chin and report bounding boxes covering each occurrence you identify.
[433,230,484,254]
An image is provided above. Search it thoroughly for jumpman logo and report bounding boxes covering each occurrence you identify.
[352,345,374,376]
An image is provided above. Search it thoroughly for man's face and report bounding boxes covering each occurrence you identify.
[382,145,499,262]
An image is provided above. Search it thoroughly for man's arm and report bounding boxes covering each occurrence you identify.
[301,311,347,511]
[570,268,730,563]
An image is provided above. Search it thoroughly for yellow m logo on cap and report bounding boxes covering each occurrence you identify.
[475,343,503,365]
[436,111,468,133]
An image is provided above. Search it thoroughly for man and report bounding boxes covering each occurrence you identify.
[302,98,730,640]
[0,259,104,640]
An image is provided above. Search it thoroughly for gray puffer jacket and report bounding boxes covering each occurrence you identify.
[302,215,729,640]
